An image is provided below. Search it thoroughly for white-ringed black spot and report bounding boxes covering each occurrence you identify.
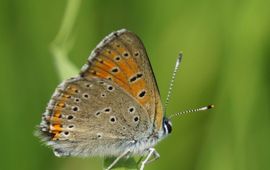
[74,89,79,93]
[110,116,117,123]
[111,67,119,73]
[133,116,139,122]
[123,52,129,57]
[104,107,111,113]
[83,93,89,99]
[129,76,137,83]
[137,73,143,78]
[122,126,126,130]
[114,56,121,61]
[68,125,74,129]
[107,85,114,91]
[63,131,69,136]
[134,51,140,57]
[128,107,135,113]
[95,111,101,116]
[97,133,102,139]
[101,93,106,97]
[138,90,146,98]
[67,115,74,120]
[72,106,79,112]
[75,98,80,102]
[129,73,143,83]
[85,84,92,88]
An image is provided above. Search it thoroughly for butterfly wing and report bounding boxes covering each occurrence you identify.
[81,29,163,130]
[39,77,152,156]
[37,29,164,157]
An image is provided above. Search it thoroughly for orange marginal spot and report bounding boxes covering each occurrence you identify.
[67,85,79,93]
[53,109,61,117]
[51,124,62,131]
[57,102,65,108]
[52,132,61,140]
[50,116,61,123]
[49,85,76,140]
[62,94,71,98]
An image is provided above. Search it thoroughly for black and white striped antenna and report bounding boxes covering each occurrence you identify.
[169,104,214,119]
[164,52,183,114]
[164,52,214,117]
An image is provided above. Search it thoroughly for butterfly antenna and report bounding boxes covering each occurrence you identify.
[164,52,183,114]
[169,104,214,119]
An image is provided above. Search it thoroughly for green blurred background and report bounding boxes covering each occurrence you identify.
[1,0,270,170]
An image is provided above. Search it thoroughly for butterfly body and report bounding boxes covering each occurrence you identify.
[37,29,172,160]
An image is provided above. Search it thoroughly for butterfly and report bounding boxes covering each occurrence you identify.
[36,29,213,170]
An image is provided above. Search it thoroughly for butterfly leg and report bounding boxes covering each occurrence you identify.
[105,150,130,170]
[139,148,160,170]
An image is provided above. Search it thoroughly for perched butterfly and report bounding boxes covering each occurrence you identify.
[36,29,213,170]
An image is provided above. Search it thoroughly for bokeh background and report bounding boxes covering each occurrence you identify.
[1,0,270,170]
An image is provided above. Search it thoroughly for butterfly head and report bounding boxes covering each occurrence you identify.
[162,117,172,135]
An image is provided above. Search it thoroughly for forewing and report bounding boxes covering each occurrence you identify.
[80,29,163,130]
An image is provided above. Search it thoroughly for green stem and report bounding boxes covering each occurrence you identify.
[50,0,81,80]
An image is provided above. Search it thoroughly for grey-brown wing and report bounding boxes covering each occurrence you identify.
[38,76,152,157]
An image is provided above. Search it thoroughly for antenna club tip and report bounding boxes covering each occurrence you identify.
[208,104,214,109]
[178,52,183,60]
